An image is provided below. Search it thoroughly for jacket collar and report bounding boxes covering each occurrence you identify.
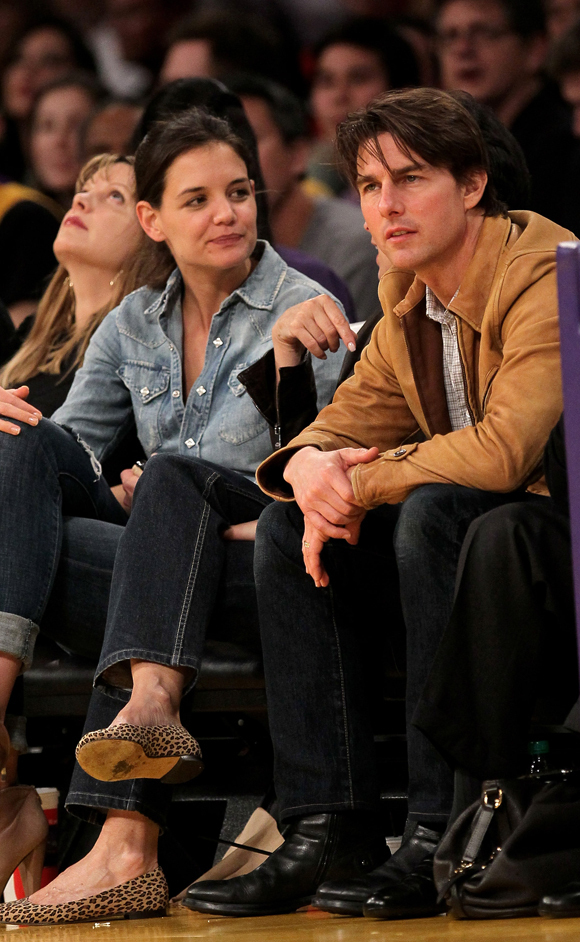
[143,240,287,322]
[391,214,515,329]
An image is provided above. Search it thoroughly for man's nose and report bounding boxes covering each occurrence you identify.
[378,181,403,216]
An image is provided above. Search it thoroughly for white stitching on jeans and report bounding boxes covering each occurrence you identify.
[328,584,355,808]
[171,471,220,664]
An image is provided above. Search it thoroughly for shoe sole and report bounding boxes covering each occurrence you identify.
[76,739,204,783]
[182,895,312,917]
[311,896,364,916]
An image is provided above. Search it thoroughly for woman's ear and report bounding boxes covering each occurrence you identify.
[136,201,166,243]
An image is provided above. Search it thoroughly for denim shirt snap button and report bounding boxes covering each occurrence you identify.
[172,390,180,398]
[213,337,223,347]
[140,386,149,397]
[185,438,195,448]
[196,386,207,396]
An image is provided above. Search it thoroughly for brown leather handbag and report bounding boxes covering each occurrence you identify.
[434,770,580,919]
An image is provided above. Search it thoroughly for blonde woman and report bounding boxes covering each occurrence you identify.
[1,152,144,417]
[0,152,144,896]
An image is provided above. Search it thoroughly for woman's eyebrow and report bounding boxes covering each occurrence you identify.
[177,177,250,198]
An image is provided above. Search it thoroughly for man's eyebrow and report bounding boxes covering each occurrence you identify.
[356,162,427,186]
[390,162,427,177]
[177,177,250,198]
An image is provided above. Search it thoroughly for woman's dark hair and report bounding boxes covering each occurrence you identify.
[336,87,506,217]
[131,77,271,241]
[313,17,420,90]
[134,107,255,286]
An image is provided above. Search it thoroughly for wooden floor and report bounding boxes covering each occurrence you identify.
[2,904,580,941]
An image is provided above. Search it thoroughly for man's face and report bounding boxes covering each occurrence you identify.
[357,132,485,276]
[561,71,580,137]
[436,0,546,108]
[241,96,307,210]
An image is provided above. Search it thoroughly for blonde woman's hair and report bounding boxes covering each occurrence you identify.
[1,153,146,389]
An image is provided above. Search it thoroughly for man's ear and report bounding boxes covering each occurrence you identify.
[463,169,488,211]
[136,201,166,243]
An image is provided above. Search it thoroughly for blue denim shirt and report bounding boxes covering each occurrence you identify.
[52,242,346,480]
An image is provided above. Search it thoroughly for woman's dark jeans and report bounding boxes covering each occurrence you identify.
[0,418,128,668]
[67,453,271,829]
[253,484,538,826]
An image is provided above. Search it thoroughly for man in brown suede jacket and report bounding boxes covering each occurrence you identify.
[185,89,573,922]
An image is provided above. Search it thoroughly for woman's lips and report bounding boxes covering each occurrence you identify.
[63,215,88,231]
[210,233,243,245]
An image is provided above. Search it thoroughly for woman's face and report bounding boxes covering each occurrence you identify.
[54,163,141,276]
[138,142,257,276]
[3,27,76,120]
[30,85,95,199]
[311,43,389,140]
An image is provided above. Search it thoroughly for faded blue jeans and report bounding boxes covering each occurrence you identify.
[253,484,530,826]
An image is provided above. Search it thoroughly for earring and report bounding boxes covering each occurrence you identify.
[109,270,123,288]
[67,277,74,289]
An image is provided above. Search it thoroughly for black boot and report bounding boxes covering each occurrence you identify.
[363,856,446,919]
[539,883,580,917]
[312,824,441,916]
[183,812,388,917]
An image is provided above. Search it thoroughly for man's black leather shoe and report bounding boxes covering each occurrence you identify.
[183,812,388,917]
[363,856,446,920]
[539,883,580,917]
[312,824,441,916]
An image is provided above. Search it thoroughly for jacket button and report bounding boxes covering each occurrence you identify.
[393,448,407,457]
[196,386,207,396]
[185,439,195,448]
[213,337,223,347]
[140,386,149,397]
[172,390,180,398]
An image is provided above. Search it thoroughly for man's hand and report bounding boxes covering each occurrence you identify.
[0,385,42,435]
[302,508,367,588]
[284,444,378,539]
[272,295,357,372]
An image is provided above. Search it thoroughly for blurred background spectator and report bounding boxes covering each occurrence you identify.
[545,0,580,41]
[434,0,576,225]
[307,16,420,195]
[82,98,143,158]
[228,72,379,321]
[28,73,104,208]
[0,15,96,181]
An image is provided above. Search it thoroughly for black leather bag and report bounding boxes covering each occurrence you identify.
[434,771,580,919]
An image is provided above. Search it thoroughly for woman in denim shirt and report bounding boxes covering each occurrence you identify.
[0,109,353,922]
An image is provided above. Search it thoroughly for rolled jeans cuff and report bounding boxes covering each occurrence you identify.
[0,614,38,671]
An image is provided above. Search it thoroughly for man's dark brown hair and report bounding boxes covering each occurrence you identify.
[335,87,506,217]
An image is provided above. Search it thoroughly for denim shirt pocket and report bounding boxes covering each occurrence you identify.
[219,363,270,445]
[117,360,171,454]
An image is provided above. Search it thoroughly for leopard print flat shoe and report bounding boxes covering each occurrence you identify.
[0,867,168,925]
[75,724,204,784]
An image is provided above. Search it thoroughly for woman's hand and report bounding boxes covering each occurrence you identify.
[272,295,357,373]
[0,386,42,435]
[114,463,144,514]
[222,520,258,541]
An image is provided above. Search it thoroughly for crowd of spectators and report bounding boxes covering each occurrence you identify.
[1,0,580,329]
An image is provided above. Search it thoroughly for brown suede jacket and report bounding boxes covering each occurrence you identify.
[257,211,573,507]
